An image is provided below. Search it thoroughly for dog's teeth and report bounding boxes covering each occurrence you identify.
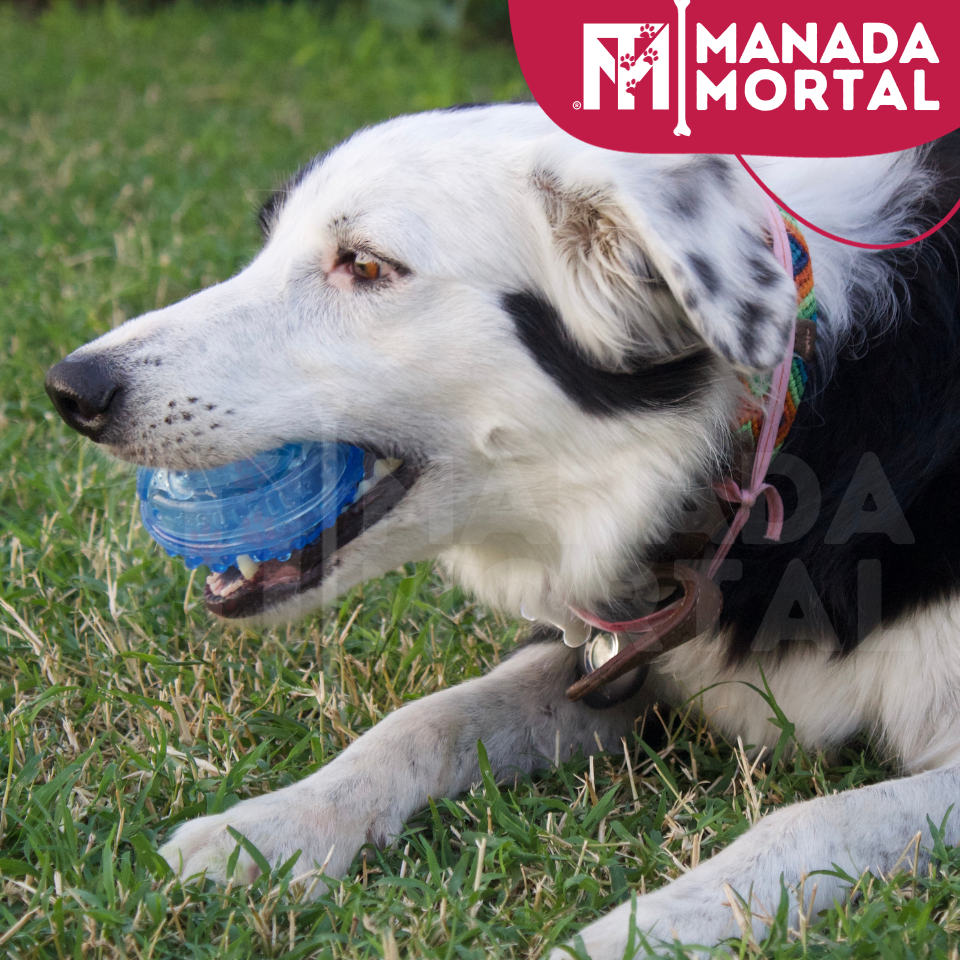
[374,458,402,478]
[236,555,260,580]
[206,571,245,598]
[356,459,403,499]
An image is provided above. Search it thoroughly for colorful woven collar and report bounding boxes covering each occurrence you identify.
[736,210,819,455]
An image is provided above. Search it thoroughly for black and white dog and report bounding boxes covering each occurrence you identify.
[45,104,960,957]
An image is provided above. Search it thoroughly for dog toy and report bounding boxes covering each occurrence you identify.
[137,442,365,572]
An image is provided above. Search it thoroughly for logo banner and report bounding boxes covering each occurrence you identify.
[510,0,960,156]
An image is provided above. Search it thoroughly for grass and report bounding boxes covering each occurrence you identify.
[1,3,960,957]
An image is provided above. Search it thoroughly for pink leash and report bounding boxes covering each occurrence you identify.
[572,195,795,635]
[707,194,793,578]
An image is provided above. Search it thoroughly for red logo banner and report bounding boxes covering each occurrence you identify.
[510,0,960,156]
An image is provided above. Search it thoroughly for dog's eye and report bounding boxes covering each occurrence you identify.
[353,254,382,281]
[329,249,401,289]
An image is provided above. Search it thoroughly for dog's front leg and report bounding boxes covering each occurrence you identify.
[558,761,960,959]
[160,639,644,886]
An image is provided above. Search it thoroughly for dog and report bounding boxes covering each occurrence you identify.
[44,103,960,957]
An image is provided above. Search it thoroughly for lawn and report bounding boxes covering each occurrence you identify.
[1,4,960,958]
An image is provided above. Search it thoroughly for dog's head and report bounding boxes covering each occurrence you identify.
[45,104,796,628]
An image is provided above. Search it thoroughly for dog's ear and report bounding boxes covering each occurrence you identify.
[531,152,797,371]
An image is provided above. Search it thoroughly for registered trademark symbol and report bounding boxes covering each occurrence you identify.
[572,100,582,110]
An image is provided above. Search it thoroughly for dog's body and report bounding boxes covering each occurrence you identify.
[44,104,960,956]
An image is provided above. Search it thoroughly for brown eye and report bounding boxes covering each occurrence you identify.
[353,255,381,281]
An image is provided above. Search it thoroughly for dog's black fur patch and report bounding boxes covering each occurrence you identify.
[439,101,536,113]
[258,161,323,238]
[719,131,960,659]
[687,253,722,295]
[691,154,734,189]
[258,189,285,238]
[440,101,496,112]
[504,291,715,415]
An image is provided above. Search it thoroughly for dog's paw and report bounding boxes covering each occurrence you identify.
[159,787,368,889]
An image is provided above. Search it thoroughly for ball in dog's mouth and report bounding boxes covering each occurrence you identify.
[203,455,420,618]
[137,443,421,619]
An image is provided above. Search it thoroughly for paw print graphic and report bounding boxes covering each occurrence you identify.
[619,52,638,70]
[625,79,639,96]
[638,24,657,39]
[642,49,659,65]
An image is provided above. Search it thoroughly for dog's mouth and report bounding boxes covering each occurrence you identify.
[203,452,421,619]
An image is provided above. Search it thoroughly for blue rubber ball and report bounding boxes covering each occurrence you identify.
[137,442,366,572]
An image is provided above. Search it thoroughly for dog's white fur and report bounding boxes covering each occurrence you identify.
[69,104,960,956]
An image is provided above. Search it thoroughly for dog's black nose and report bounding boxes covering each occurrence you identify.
[45,356,122,441]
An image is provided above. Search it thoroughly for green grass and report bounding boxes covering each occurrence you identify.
[1,4,960,957]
